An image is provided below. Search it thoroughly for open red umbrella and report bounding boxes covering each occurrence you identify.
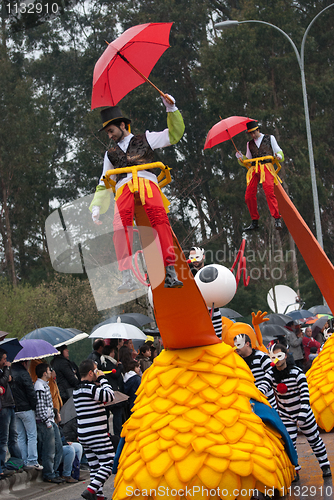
[91,22,173,109]
[204,116,255,151]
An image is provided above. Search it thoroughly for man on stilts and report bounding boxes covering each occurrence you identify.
[90,94,185,292]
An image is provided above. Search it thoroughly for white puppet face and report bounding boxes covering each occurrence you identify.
[324,330,332,341]
[234,334,246,350]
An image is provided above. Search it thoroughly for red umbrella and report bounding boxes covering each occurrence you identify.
[91,22,173,109]
[203,116,256,151]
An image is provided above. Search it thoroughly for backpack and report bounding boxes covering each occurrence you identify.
[5,458,25,470]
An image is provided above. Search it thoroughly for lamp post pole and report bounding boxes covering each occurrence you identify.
[215,3,334,249]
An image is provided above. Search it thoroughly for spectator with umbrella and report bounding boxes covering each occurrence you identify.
[11,359,43,471]
[51,345,80,404]
[98,344,124,437]
[285,321,305,369]
[0,347,22,476]
[87,339,105,364]
[302,327,320,364]
[34,362,64,484]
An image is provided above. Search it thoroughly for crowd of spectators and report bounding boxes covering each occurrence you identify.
[0,335,159,490]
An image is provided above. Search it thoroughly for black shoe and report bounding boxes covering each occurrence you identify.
[275,218,283,230]
[164,265,183,288]
[117,269,139,293]
[80,464,90,471]
[43,476,65,483]
[81,489,97,500]
[243,220,259,231]
[292,470,300,482]
[2,469,15,476]
[322,465,332,478]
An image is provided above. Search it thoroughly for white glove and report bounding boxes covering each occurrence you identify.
[275,152,282,160]
[235,151,243,160]
[161,93,178,113]
[92,206,101,224]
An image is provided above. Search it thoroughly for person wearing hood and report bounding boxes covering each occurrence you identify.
[123,360,141,411]
[51,345,80,404]
[98,345,124,437]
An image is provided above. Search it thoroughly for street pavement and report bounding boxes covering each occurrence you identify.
[1,431,334,500]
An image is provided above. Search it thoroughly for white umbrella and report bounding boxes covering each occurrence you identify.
[89,317,147,340]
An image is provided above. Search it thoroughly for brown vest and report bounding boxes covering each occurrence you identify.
[107,134,157,183]
[248,134,273,159]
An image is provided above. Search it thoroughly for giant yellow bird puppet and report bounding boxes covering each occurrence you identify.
[113,230,296,500]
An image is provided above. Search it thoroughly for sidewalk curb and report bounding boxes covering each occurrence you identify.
[0,468,43,495]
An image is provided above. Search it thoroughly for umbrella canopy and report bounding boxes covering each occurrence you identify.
[311,316,329,332]
[60,396,77,425]
[13,339,59,362]
[288,309,314,321]
[262,313,293,326]
[91,22,173,109]
[0,338,23,362]
[90,317,147,340]
[91,313,153,333]
[309,305,332,315]
[203,116,255,150]
[0,331,9,341]
[259,323,289,337]
[22,326,88,348]
[219,307,242,319]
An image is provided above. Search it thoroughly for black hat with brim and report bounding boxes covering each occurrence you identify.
[99,106,131,132]
[246,120,259,133]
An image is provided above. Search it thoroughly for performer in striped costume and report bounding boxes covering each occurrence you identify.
[258,344,331,479]
[73,359,115,500]
[234,334,277,408]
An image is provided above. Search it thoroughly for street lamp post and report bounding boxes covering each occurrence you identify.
[215,3,334,249]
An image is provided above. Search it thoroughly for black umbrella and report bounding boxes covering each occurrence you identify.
[288,309,314,321]
[263,313,293,326]
[22,326,88,347]
[311,316,329,332]
[219,308,242,319]
[0,338,23,362]
[259,323,289,337]
[91,313,153,333]
[309,305,332,315]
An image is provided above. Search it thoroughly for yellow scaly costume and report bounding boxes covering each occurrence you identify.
[112,230,295,500]
[307,334,334,432]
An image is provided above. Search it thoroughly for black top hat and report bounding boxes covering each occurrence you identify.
[246,120,259,133]
[99,106,131,132]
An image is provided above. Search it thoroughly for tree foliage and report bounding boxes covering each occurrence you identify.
[1,0,334,329]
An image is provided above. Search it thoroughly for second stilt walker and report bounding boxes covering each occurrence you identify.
[236,120,284,231]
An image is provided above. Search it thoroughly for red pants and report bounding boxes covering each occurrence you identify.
[113,183,175,271]
[245,167,280,220]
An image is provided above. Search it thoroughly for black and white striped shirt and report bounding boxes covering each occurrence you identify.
[73,377,114,443]
[242,349,277,409]
[210,307,222,338]
[258,364,310,422]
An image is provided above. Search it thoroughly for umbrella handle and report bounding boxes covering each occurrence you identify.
[226,129,239,153]
[117,51,174,104]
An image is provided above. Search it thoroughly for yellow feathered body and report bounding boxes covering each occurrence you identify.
[307,334,334,432]
[113,342,295,500]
